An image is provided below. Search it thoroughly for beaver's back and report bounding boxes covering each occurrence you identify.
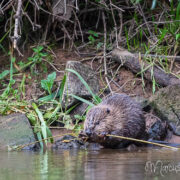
[83,94,146,148]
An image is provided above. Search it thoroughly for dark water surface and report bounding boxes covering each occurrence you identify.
[0,148,180,180]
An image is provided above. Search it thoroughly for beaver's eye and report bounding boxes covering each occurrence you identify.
[95,121,100,125]
[106,108,110,114]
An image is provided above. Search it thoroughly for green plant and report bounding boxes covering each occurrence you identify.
[125,26,130,51]
[1,56,16,99]
[28,46,48,74]
[0,70,9,80]
[39,69,102,134]
[18,74,26,99]
[41,72,56,95]
[32,102,53,149]
[88,30,99,45]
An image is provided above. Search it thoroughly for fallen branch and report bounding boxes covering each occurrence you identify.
[111,48,180,87]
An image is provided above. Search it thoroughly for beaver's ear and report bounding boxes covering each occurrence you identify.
[106,108,110,114]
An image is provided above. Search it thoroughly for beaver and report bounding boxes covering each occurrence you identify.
[83,94,146,148]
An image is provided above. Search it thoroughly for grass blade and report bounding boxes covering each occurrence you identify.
[59,74,67,104]
[66,68,99,103]
[69,94,95,107]
[32,103,47,146]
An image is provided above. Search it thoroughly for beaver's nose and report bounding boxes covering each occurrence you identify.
[85,129,92,136]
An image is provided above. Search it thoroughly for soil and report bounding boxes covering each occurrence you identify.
[53,49,154,99]
[0,48,154,100]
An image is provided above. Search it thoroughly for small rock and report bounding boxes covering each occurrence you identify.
[52,135,86,149]
[64,61,99,107]
[0,113,37,150]
[52,135,102,150]
[149,84,180,135]
[145,113,167,140]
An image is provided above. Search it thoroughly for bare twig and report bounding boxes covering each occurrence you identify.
[13,0,22,49]
[137,4,153,38]
[102,10,113,94]
[109,0,118,48]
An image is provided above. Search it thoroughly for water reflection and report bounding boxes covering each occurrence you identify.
[0,148,180,180]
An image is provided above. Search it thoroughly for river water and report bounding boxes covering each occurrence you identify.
[0,148,180,180]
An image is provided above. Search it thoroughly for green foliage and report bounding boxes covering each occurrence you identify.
[70,94,95,107]
[28,46,48,74]
[176,34,180,41]
[59,73,67,104]
[1,56,16,99]
[41,72,56,95]
[39,68,102,134]
[0,70,9,80]
[88,30,99,44]
[32,102,53,149]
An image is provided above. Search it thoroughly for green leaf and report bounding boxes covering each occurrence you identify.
[70,94,95,107]
[59,74,67,104]
[88,35,95,43]
[38,92,57,101]
[33,46,44,53]
[0,70,9,80]
[88,30,98,37]
[65,103,79,114]
[37,132,44,149]
[26,113,37,126]
[46,126,53,143]
[97,42,103,50]
[158,28,168,44]
[41,72,56,94]
[32,103,48,146]
[176,3,180,20]
[176,34,180,40]
[28,57,34,61]
[39,52,48,57]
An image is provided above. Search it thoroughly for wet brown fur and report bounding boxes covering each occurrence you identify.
[83,94,145,148]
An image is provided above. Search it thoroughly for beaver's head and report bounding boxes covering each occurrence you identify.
[83,105,121,142]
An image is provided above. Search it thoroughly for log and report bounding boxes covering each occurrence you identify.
[111,48,180,87]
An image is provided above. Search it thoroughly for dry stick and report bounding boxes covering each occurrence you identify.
[31,0,73,23]
[109,0,118,48]
[1,0,13,11]
[118,12,123,46]
[106,135,180,150]
[13,0,22,49]
[42,59,64,73]
[95,10,101,29]
[0,0,5,6]
[64,0,67,14]
[72,9,84,43]
[137,4,153,38]
[102,11,113,94]
[110,2,125,12]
